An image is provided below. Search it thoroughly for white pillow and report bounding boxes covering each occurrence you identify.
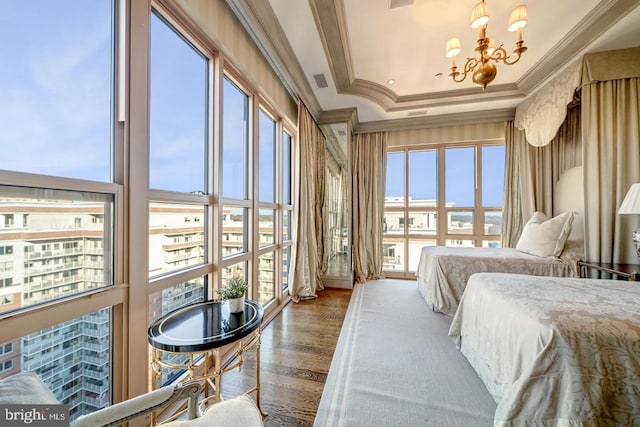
[516,211,575,257]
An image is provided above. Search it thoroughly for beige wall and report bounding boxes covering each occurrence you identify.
[177,0,297,124]
[387,122,506,147]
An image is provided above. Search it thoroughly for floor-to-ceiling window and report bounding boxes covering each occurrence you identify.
[148,9,210,385]
[0,1,117,420]
[384,141,505,278]
[0,0,296,420]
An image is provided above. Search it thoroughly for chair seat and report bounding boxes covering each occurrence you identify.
[0,372,263,427]
[163,395,264,427]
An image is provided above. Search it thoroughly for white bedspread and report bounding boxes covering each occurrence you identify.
[415,246,574,316]
[449,273,640,426]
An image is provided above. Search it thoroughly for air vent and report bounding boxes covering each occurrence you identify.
[389,0,414,9]
[338,130,347,136]
[408,110,428,117]
[312,73,329,88]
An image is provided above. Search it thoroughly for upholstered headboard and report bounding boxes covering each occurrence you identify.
[554,166,584,257]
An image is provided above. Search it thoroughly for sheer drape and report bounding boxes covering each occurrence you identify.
[582,78,640,264]
[291,101,325,300]
[502,107,582,247]
[352,132,387,283]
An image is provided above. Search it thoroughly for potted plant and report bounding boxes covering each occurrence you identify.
[218,277,248,313]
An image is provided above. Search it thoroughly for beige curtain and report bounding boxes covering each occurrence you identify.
[502,106,582,247]
[529,104,583,216]
[316,147,327,276]
[582,78,640,264]
[291,101,325,300]
[502,122,535,247]
[352,132,387,283]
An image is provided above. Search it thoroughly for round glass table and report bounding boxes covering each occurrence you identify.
[148,299,265,423]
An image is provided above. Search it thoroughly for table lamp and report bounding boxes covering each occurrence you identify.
[618,183,640,261]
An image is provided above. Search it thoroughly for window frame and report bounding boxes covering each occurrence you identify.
[384,139,505,278]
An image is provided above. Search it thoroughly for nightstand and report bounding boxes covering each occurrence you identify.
[577,260,640,281]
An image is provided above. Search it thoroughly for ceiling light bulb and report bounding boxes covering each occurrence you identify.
[387,79,396,85]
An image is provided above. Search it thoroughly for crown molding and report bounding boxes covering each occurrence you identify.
[308,0,531,111]
[318,107,359,127]
[225,0,323,119]
[355,108,515,134]
[517,0,640,93]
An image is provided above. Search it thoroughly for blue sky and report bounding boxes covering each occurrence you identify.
[0,1,112,181]
[150,11,207,193]
[386,146,505,207]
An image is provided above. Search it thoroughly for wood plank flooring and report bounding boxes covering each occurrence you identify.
[220,287,352,426]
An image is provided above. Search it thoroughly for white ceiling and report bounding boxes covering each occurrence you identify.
[230,0,640,130]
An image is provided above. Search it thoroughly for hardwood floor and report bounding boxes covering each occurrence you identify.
[220,287,352,426]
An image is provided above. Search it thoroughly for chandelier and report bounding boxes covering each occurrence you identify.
[445,1,528,89]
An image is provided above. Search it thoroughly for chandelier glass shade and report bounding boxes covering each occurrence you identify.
[446,1,528,89]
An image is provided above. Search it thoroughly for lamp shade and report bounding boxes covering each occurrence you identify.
[446,37,461,57]
[618,183,640,214]
[486,37,496,55]
[508,5,528,31]
[470,1,489,29]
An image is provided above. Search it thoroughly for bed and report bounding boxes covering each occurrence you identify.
[449,272,640,425]
[416,166,584,316]
[415,246,576,316]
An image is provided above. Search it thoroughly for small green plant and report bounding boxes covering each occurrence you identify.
[217,277,248,300]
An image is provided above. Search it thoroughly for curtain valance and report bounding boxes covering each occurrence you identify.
[515,46,640,147]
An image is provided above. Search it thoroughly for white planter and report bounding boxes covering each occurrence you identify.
[227,297,244,313]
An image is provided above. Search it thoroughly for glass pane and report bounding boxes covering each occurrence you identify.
[148,278,205,385]
[222,207,247,257]
[150,12,207,193]
[282,210,291,241]
[221,262,246,288]
[383,239,404,271]
[446,147,475,207]
[0,186,113,315]
[0,308,111,421]
[0,1,113,181]
[148,203,206,278]
[282,131,292,205]
[222,78,249,199]
[259,110,276,203]
[408,150,437,206]
[408,211,437,235]
[384,211,405,235]
[484,211,503,235]
[258,252,275,305]
[385,152,405,203]
[408,239,437,272]
[446,239,475,247]
[282,246,290,291]
[448,211,474,235]
[482,240,502,248]
[482,145,505,207]
[258,209,274,247]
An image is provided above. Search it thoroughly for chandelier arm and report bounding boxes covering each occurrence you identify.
[488,45,523,66]
[450,57,481,83]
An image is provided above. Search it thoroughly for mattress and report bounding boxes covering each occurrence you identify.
[449,272,640,426]
[415,246,574,316]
